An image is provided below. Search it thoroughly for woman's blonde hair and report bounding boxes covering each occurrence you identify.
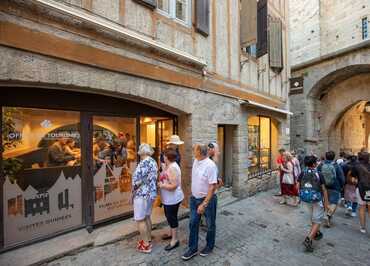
[284,151,293,161]
[138,143,154,156]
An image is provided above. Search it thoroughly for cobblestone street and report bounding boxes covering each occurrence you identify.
[47,191,370,266]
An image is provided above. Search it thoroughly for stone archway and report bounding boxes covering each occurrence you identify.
[327,101,370,155]
[290,46,370,155]
[317,74,370,155]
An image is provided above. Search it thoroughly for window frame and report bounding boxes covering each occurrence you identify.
[362,16,368,40]
[156,0,192,27]
[248,115,272,177]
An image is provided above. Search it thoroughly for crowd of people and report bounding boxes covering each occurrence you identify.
[277,148,370,252]
[119,131,370,258]
[130,135,221,261]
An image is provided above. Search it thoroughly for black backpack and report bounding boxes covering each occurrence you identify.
[299,169,323,203]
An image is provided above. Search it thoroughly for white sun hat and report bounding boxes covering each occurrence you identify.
[167,135,184,145]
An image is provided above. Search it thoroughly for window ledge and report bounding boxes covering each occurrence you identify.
[31,0,206,68]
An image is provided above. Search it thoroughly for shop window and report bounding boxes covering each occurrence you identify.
[92,116,137,223]
[2,107,82,247]
[248,116,272,176]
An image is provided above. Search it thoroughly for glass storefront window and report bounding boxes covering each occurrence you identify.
[2,107,82,247]
[92,116,137,222]
[248,116,271,175]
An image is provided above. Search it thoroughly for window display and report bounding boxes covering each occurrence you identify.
[2,107,82,247]
[93,116,137,222]
[248,116,271,175]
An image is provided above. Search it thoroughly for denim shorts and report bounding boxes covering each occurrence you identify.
[328,189,341,205]
[305,201,324,224]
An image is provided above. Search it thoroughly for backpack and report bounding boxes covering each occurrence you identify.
[320,162,336,188]
[299,169,323,203]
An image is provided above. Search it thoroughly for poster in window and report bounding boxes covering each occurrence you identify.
[3,172,82,247]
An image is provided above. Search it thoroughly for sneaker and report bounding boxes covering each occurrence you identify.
[136,240,144,249]
[303,237,314,253]
[279,199,287,205]
[181,249,198,261]
[347,206,352,211]
[351,212,357,217]
[314,231,323,241]
[200,246,213,257]
[137,241,152,253]
[360,228,366,234]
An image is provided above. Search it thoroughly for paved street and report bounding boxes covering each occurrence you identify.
[47,191,370,266]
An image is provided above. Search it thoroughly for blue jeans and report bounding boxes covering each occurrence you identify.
[188,195,217,252]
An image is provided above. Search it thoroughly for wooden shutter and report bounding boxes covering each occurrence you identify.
[269,17,283,71]
[133,0,157,10]
[256,0,267,57]
[195,0,210,37]
[240,0,257,47]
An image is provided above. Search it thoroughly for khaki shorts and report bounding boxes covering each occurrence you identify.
[305,201,325,224]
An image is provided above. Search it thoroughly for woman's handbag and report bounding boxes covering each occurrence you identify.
[282,172,294,185]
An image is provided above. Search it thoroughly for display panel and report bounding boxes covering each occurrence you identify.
[93,116,137,222]
[2,107,82,247]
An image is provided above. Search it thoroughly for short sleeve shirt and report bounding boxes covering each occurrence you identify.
[132,157,158,200]
[191,158,218,199]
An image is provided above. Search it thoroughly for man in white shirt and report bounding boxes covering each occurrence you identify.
[182,144,218,261]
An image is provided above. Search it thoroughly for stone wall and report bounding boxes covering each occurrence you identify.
[289,0,321,66]
[53,0,290,102]
[290,0,370,66]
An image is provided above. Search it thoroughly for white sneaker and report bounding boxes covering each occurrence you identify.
[360,228,366,234]
[351,212,357,217]
[347,206,352,211]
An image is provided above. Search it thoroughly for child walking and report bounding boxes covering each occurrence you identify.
[298,155,329,252]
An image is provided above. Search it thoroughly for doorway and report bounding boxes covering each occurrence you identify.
[217,125,234,188]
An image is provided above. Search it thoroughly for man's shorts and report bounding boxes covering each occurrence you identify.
[356,188,370,206]
[305,201,325,224]
[133,197,154,221]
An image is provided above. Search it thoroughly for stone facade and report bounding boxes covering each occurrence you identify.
[0,0,291,200]
[289,0,370,155]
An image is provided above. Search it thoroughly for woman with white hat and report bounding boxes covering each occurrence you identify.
[160,135,184,168]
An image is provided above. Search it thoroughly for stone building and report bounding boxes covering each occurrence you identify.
[289,0,370,156]
[0,0,290,250]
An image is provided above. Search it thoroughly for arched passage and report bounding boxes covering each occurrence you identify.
[316,73,370,155]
